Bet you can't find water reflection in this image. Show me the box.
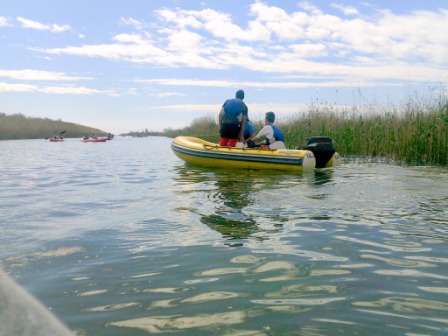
[173,164,337,244]
[201,171,258,242]
[313,169,335,187]
[173,165,262,242]
[200,214,257,241]
[305,169,335,201]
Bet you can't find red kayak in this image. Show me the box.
[81,138,108,143]
[49,138,64,142]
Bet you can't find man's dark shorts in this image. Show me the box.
[220,122,240,139]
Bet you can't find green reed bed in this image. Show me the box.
[166,102,448,166]
[286,103,448,166]
[164,115,220,142]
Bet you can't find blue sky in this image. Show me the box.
[1,0,447,134]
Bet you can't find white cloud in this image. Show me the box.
[150,92,186,97]
[120,17,145,30]
[51,24,71,33]
[39,86,118,95]
[0,83,118,95]
[38,32,225,69]
[331,3,360,16]
[152,102,311,120]
[156,7,271,42]
[166,29,202,51]
[0,16,12,27]
[17,17,47,30]
[156,103,216,111]
[38,34,172,64]
[297,1,322,15]
[156,8,204,29]
[289,43,327,58]
[0,82,37,92]
[34,3,448,86]
[250,2,307,40]
[17,17,71,33]
[140,78,382,89]
[0,69,91,81]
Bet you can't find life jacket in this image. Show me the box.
[265,125,285,145]
[244,121,255,139]
[272,125,285,142]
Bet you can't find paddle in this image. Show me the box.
[45,130,66,140]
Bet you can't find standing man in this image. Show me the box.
[219,89,248,147]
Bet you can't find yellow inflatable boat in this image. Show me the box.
[171,136,341,173]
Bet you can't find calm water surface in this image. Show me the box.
[1,136,448,335]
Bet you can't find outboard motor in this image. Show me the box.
[306,136,336,168]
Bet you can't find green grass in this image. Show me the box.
[165,100,448,166]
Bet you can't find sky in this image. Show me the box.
[1,0,448,134]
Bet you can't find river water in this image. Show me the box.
[1,136,448,336]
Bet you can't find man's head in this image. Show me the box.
[235,89,245,100]
[265,111,275,123]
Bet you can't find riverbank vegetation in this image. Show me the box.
[121,129,166,137]
[0,113,107,140]
[165,100,448,166]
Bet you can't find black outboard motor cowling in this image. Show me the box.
[306,136,336,168]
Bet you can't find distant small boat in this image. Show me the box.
[81,138,108,143]
[47,130,66,141]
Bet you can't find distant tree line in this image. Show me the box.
[121,128,165,137]
[0,112,108,140]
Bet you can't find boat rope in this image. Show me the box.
[203,144,274,151]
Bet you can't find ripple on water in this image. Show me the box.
[108,310,249,333]
[353,296,448,313]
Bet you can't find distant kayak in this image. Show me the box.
[47,130,66,142]
[81,138,108,143]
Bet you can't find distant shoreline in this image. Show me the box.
[0,112,108,140]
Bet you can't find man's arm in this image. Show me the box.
[249,126,270,144]
[238,114,247,142]
[218,107,225,125]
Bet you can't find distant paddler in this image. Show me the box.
[46,130,66,141]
